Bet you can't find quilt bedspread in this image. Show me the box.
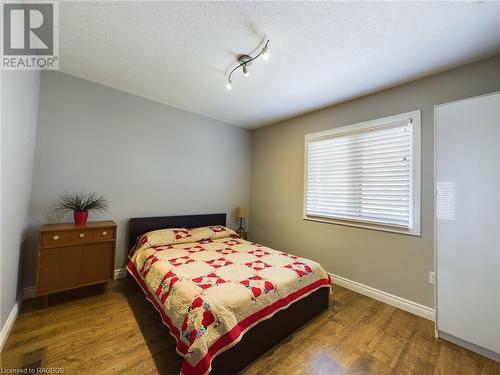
[127,226,331,375]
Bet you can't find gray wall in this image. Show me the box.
[250,56,500,308]
[1,71,40,328]
[26,71,251,287]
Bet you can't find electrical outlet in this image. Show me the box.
[429,271,435,285]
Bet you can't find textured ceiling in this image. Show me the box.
[59,2,500,128]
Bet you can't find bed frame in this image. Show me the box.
[128,213,330,374]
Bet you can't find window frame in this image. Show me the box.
[303,110,421,236]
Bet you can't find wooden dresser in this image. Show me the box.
[37,220,117,306]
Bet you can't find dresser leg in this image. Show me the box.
[102,282,108,294]
[43,295,49,308]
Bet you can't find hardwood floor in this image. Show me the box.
[1,279,498,374]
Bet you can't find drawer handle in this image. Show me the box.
[79,233,85,238]
[53,235,59,240]
[102,231,107,236]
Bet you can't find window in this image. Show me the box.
[304,110,421,235]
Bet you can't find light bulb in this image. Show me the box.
[225,81,232,90]
[262,49,269,60]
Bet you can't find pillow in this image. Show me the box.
[191,225,238,242]
[131,225,238,255]
[133,227,193,252]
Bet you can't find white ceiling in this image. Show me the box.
[59,1,500,129]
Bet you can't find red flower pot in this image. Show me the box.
[74,210,89,226]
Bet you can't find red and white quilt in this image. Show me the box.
[127,225,331,375]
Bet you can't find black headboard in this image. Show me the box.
[128,213,226,251]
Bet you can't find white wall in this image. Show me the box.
[0,71,40,328]
[25,71,251,287]
[250,55,500,308]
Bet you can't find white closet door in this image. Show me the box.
[436,92,500,355]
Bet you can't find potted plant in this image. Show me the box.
[55,192,108,226]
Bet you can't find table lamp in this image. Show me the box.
[235,207,247,240]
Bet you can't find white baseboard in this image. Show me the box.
[329,273,435,321]
[0,299,20,352]
[114,268,127,279]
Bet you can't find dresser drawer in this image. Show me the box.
[69,229,94,244]
[42,231,69,247]
[94,227,115,241]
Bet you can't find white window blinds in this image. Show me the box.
[305,111,420,234]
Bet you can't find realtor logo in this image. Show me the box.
[1,1,58,70]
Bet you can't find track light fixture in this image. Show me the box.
[242,64,250,77]
[226,40,270,90]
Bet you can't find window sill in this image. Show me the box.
[303,215,421,237]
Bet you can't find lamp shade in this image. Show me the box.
[236,207,246,218]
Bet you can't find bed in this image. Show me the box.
[127,213,331,375]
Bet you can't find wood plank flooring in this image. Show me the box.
[1,279,498,374]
